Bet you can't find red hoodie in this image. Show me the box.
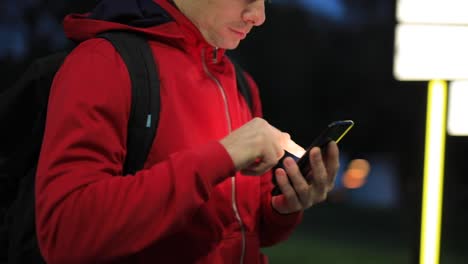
[35,0,302,263]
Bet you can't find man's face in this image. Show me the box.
[175,0,266,49]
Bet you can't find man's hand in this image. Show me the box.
[220,118,292,176]
[271,141,340,214]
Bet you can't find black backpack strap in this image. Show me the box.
[98,32,253,175]
[98,32,160,175]
[231,61,254,114]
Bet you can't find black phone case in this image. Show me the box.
[270,120,353,196]
[271,142,330,196]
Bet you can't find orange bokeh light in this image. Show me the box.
[342,159,371,189]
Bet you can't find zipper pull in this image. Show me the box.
[212,47,218,63]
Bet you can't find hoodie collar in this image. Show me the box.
[64,0,225,62]
[154,0,226,62]
[90,0,173,27]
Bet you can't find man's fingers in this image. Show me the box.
[241,145,284,175]
[308,147,328,192]
[282,157,310,206]
[273,143,340,212]
[275,168,302,211]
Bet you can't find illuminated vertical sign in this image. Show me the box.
[447,81,468,136]
[395,1,468,264]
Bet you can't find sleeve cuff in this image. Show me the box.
[263,193,303,227]
[194,140,237,187]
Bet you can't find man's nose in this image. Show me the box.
[242,0,266,26]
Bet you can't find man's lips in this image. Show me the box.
[230,28,248,39]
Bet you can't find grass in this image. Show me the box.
[260,204,467,264]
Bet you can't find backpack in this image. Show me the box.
[0,31,253,264]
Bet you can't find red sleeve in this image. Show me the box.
[243,73,303,247]
[35,39,235,264]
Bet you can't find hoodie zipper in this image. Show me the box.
[202,48,246,264]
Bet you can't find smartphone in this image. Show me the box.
[271,120,354,196]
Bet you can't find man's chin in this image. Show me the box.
[223,40,241,50]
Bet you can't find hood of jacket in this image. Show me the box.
[63,0,224,57]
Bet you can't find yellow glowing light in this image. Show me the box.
[420,80,447,264]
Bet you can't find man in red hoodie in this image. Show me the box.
[35,0,340,263]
